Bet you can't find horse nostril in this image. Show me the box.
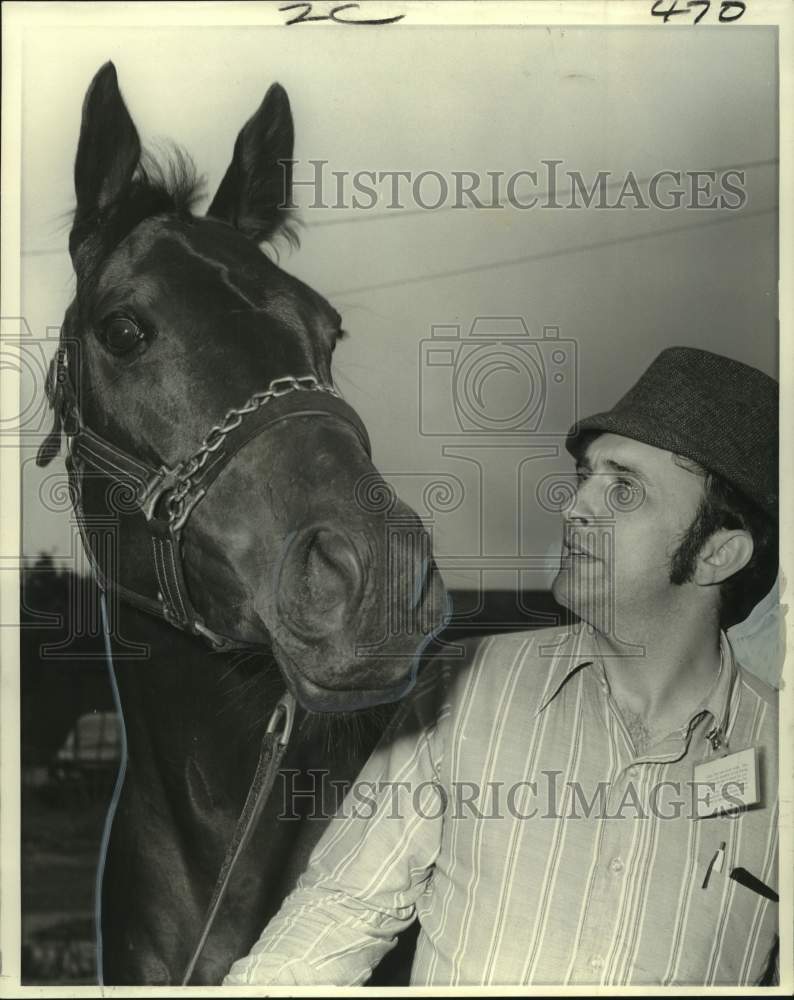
[306,527,364,611]
[276,524,365,640]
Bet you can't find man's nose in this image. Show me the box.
[565,506,588,527]
[566,478,600,524]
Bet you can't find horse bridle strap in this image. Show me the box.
[47,350,371,650]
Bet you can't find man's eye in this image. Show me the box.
[101,315,146,355]
[616,476,641,494]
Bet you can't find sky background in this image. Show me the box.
[17,24,778,592]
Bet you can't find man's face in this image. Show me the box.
[551,433,706,635]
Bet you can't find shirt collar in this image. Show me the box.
[690,631,738,743]
[534,626,738,737]
[533,625,599,717]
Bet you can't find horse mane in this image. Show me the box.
[114,143,301,249]
[134,145,303,253]
[132,143,206,217]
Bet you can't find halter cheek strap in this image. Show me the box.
[39,349,371,650]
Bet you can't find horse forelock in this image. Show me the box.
[136,145,205,214]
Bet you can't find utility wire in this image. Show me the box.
[328,205,777,298]
[20,205,777,299]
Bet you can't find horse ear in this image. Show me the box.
[73,62,141,224]
[206,83,295,242]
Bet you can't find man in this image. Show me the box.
[224,347,779,987]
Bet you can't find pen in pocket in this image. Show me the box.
[701,841,726,889]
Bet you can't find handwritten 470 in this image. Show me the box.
[651,0,746,22]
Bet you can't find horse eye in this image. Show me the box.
[102,316,145,355]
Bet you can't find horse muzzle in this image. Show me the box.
[270,514,449,710]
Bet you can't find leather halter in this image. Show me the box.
[43,345,372,651]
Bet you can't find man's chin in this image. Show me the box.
[552,573,597,627]
[553,579,610,636]
[551,571,572,611]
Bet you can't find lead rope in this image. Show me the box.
[181,690,296,985]
[96,589,128,986]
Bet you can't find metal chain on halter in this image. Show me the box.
[165,375,339,529]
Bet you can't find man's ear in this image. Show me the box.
[694,529,754,586]
[206,83,295,243]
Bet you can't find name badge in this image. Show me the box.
[693,746,759,818]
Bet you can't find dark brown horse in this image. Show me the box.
[37,62,447,985]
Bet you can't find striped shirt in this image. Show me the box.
[224,626,779,987]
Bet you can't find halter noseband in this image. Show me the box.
[44,347,371,651]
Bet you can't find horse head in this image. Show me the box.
[38,62,448,712]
